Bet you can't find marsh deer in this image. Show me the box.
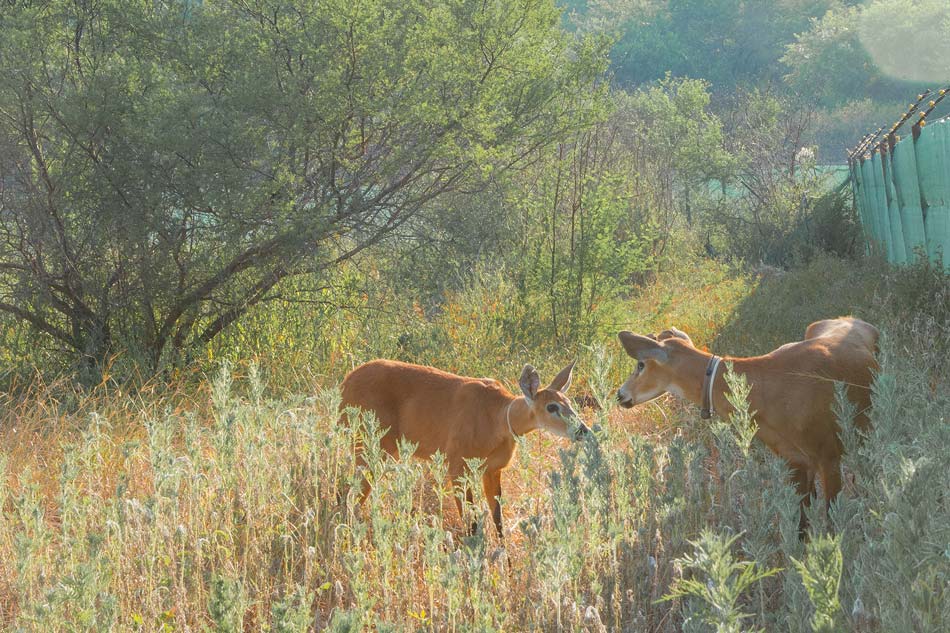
[615,318,878,529]
[340,359,590,537]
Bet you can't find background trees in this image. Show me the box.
[2,0,949,380]
[569,0,950,161]
[0,0,604,377]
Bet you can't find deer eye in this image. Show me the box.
[637,361,645,371]
[546,403,560,414]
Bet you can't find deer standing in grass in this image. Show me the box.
[340,359,590,537]
[615,317,878,530]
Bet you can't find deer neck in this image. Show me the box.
[502,396,536,437]
[668,349,743,419]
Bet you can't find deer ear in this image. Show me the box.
[618,331,669,363]
[658,327,694,346]
[519,364,541,402]
[547,360,575,393]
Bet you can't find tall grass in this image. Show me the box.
[1,255,948,631]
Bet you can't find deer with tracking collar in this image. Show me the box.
[340,359,590,537]
[616,317,878,527]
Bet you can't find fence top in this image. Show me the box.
[848,86,950,164]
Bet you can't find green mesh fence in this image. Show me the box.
[850,162,869,255]
[882,150,908,264]
[917,119,950,268]
[890,131,928,259]
[851,117,950,271]
[865,156,884,250]
[872,153,890,257]
[855,157,873,250]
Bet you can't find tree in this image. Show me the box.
[0,0,605,376]
[571,0,835,90]
[782,0,950,107]
[618,76,735,232]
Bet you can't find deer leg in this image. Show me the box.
[451,484,477,536]
[342,444,372,509]
[356,456,372,506]
[447,463,478,535]
[818,458,842,507]
[465,487,478,535]
[790,465,816,537]
[349,421,396,507]
[482,469,503,540]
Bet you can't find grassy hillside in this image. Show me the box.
[1,255,947,631]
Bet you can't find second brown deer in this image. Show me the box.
[340,359,590,537]
[615,317,878,531]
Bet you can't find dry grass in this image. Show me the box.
[1,256,948,631]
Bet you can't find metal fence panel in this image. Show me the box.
[859,157,882,251]
[890,134,928,259]
[851,162,870,255]
[916,119,950,270]
[882,149,908,264]
[870,152,893,260]
[850,115,950,271]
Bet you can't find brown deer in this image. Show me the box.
[340,359,590,537]
[616,317,878,529]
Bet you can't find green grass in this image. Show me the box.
[1,254,948,631]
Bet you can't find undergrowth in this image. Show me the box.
[0,255,948,631]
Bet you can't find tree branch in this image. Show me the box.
[0,302,76,348]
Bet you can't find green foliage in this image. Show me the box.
[780,0,950,162]
[628,77,735,186]
[515,146,657,344]
[783,0,950,106]
[619,76,737,235]
[565,0,950,162]
[858,0,950,85]
[782,3,883,108]
[208,575,245,633]
[1,0,891,385]
[720,366,758,457]
[0,0,605,377]
[705,88,852,266]
[792,535,844,633]
[805,187,862,259]
[662,531,782,633]
[573,0,836,90]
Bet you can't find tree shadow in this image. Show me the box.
[711,255,885,356]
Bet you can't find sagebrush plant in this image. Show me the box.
[792,534,844,633]
[661,530,781,633]
[0,256,947,631]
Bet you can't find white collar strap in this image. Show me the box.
[700,355,722,420]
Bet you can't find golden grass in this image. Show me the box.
[2,255,947,631]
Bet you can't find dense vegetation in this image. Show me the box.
[0,0,948,631]
[568,0,950,159]
[2,256,948,631]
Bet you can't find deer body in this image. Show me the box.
[617,318,878,523]
[341,359,588,537]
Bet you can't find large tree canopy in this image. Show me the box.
[783,0,950,107]
[0,0,605,374]
[568,0,836,90]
